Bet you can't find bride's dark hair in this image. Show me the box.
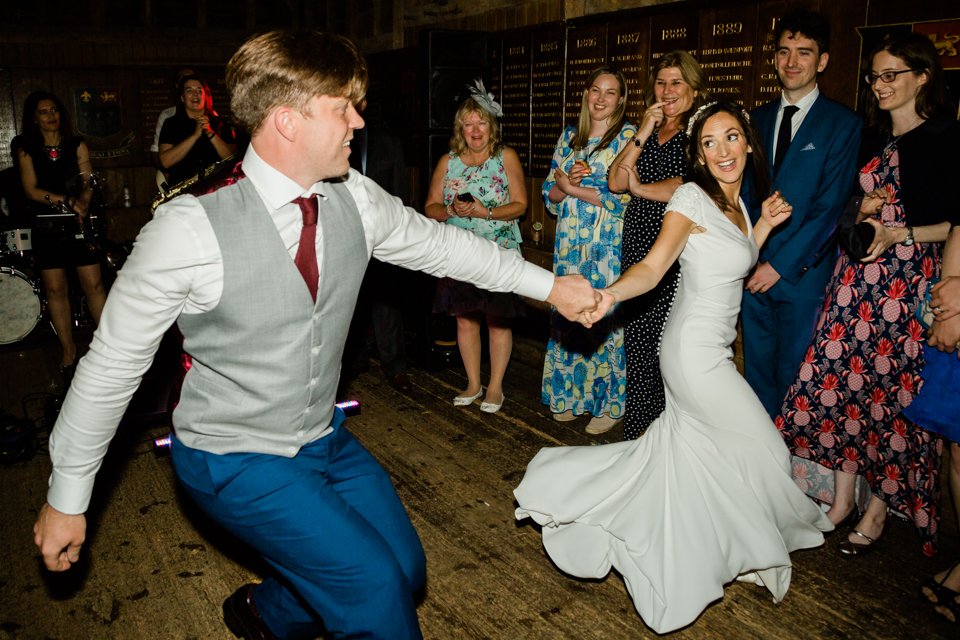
[685,101,768,213]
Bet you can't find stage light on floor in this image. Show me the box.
[336,399,361,416]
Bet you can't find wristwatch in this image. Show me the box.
[486,207,494,221]
[633,136,643,147]
[903,226,915,246]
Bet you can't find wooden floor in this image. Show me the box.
[1,321,957,639]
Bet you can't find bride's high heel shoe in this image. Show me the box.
[453,387,483,407]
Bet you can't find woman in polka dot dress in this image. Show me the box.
[607,51,709,439]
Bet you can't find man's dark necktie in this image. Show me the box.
[292,195,319,302]
[773,105,800,175]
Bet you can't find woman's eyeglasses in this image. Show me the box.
[864,69,915,85]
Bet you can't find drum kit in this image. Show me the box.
[0,173,117,346]
[0,227,40,344]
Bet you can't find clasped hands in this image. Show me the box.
[856,188,899,263]
[449,197,480,218]
[192,114,213,138]
[548,275,618,328]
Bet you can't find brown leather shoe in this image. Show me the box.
[223,583,277,640]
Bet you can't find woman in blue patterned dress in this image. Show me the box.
[425,92,527,414]
[541,67,636,434]
[607,50,708,440]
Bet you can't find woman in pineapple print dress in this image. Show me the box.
[776,33,958,556]
[541,67,636,435]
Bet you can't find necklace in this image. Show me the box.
[44,134,63,161]
[884,118,923,160]
[890,116,924,143]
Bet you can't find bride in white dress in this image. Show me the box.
[514,102,833,633]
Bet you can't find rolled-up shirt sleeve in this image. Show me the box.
[47,196,218,514]
[343,171,555,301]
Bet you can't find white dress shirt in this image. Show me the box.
[772,86,820,151]
[47,144,554,514]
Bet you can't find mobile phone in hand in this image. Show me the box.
[456,193,475,203]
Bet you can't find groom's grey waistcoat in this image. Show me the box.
[174,176,368,456]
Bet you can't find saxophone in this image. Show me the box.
[151,153,240,213]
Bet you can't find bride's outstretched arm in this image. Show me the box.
[588,210,697,321]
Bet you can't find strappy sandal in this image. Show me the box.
[922,559,960,607]
[934,594,960,623]
[838,524,885,556]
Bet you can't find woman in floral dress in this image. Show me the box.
[776,33,957,556]
[425,91,527,414]
[541,67,635,435]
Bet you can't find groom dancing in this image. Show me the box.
[32,30,598,639]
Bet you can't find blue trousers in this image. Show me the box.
[741,285,824,419]
[170,412,426,639]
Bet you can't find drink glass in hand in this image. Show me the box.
[572,148,591,175]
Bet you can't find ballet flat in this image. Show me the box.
[479,394,504,414]
[585,415,622,435]
[453,388,483,407]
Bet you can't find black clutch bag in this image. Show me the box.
[836,195,875,261]
[837,221,876,261]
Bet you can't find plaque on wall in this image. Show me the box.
[141,71,173,153]
[499,30,532,172]
[565,24,608,124]
[698,4,758,106]
[530,25,566,178]
[650,11,699,61]
[608,19,651,126]
[54,69,141,166]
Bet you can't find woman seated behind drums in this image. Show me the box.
[13,90,106,377]
[158,73,237,188]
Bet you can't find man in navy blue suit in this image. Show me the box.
[743,10,862,418]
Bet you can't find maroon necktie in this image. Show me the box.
[292,195,319,302]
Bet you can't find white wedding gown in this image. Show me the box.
[515,183,832,634]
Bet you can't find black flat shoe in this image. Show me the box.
[838,524,885,556]
[223,583,277,640]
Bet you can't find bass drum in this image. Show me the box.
[0,263,42,344]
